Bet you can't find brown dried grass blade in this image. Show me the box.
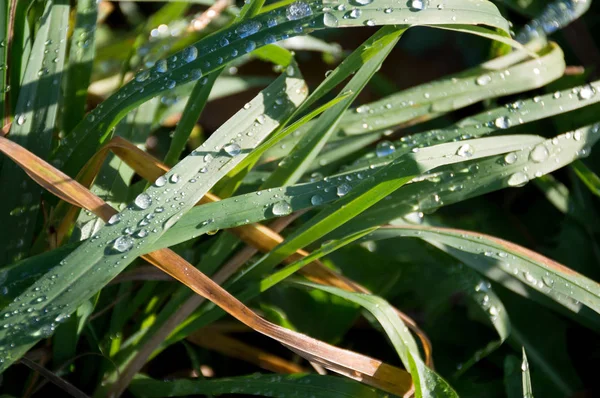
[187,330,308,374]
[0,135,413,397]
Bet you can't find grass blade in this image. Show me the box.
[522,347,534,398]
[291,279,457,397]
[0,0,70,265]
[128,373,390,398]
[62,0,98,134]
[368,225,600,316]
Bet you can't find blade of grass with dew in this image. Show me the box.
[571,159,600,198]
[155,134,545,250]
[522,347,534,398]
[262,26,405,188]
[8,0,35,111]
[367,224,600,317]
[515,0,591,44]
[72,98,163,243]
[337,123,600,237]
[0,0,70,265]
[0,0,8,124]
[345,81,600,174]
[62,0,98,134]
[261,41,564,167]
[337,42,564,137]
[128,373,390,398]
[447,268,510,378]
[54,0,512,180]
[217,26,405,196]
[0,69,307,373]
[52,2,324,178]
[163,71,220,167]
[291,279,457,398]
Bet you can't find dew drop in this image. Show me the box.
[183,46,198,63]
[494,116,511,129]
[134,193,152,209]
[170,174,180,183]
[336,183,351,197]
[542,275,554,287]
[347,9,362,19]
[154,176,167,187]
[223,143,241,156]
[113,235,134,253]
[529,144,549,163]
[310,195,323,206]
[135,70,150,82]
[409,0,426,11]
[456,144,474,158]
[476,74,492,86]
[156,60,168,73]
[376,141,395,157]
[507,172,528,187]
[286,2,313,21]
[107,214,122,225]
[504,152,517,165]
[578,84,595,100]
[235,21,260,39]
[272,200,292,216]
[364,19,375,26]
[16,114,26,125]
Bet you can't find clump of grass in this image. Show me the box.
[0,0,598,397]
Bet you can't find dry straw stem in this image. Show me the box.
[0,134,413,397]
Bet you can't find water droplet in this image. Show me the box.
[376,141,395,157]
[476,74,492,86]
[337,183,351,197]
[521,359,529,372]
[346,8,362,19]
[530,144,549,163]
[156,60,168,73]
[170,174,180,183]
[223,143,241,156]
[553,91,561,99]
[364,19,375,26]
[310,195,323,206]
[136,70,150,82]
[504,152,518,164]
[488,306,499,316]
[409,0,426,11]
[155,207,164,213]
[183,46,198,63]
[579,84,595,100]
[235,21,260,39]
[384,7,393,13]
[507,172,528,187]
[136,229,148,238]
[456,144,474,158]
[494,116,511,129]
[351,0,373,5]
[134,193,152,209]
[272,200,292,216]
[245,41,256,53]
[286,2,313,21]
[403,211,424,224]
[523,271,536,285]
[256,115,266,125]
[113,235,134,253]
[16,114,26,125]
[154,176,167,187]
[107,214,121,225]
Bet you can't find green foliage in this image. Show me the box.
[0,0,599,397]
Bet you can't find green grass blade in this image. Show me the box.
[337,124,600,236]
[325,0,509,33]
[128,373,389,398]
[367,225,600,315]
[0,70,307,373]
[0,0,8,123]
[522,347,534,398]
[571,159,600,198]
[262,26,405,188]
[0,0,70,265]
[163,71,220,167]
[62,0,98,134]
[291,279,458,397]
